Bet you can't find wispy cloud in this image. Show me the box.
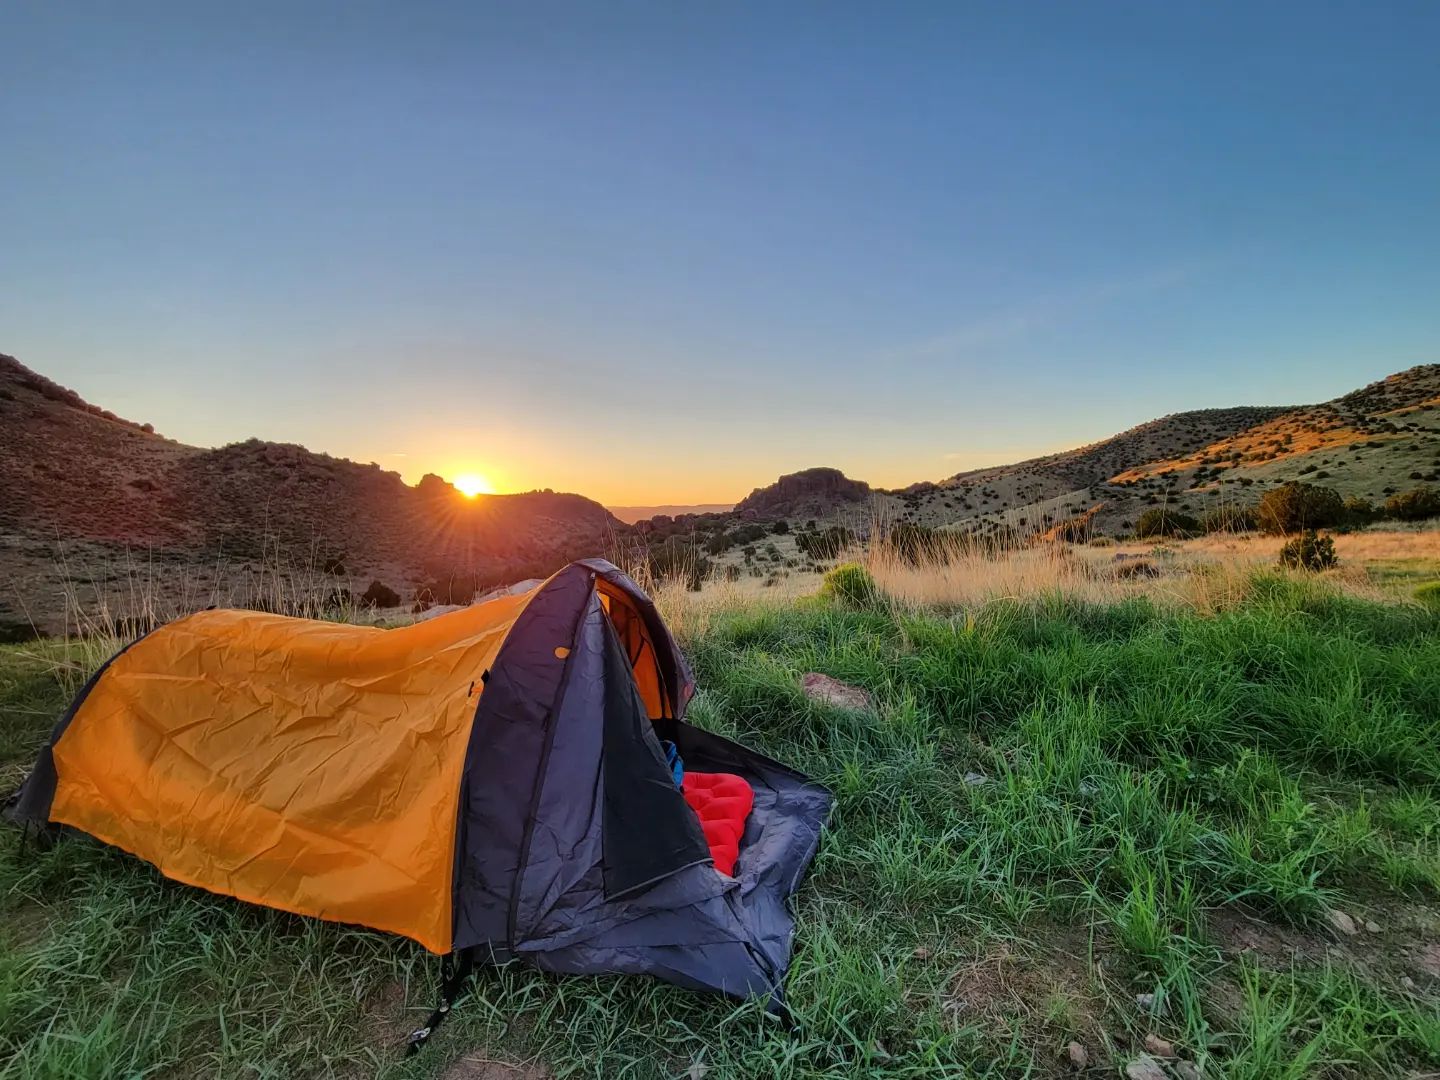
[880,256,1224,364]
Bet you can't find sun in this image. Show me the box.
[452,472,494,498]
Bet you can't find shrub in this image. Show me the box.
[649,538,710,591]
[1047,513,1096,543]
[1385,486,1440,522]
[1134,508,1200,539]
[1278,530,1338,572]
[887,522,944,564]
[737,523,769,544]
[1114,558,1160,579]
[771,519,790,535]
[820,562,877,608]
[415,575,474,608]
[1343,495,1379,526]
[795,526,855,560]
[1257,482,1344,535]
[704,532,733,556]
[1200,505,1257,534]
[360,580,401,608]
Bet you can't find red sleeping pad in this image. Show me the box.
[682,772,754,876]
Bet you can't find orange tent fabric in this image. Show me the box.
[47,588,538,953]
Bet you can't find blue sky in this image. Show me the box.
[3,2,1438,503]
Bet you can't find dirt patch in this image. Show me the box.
[355,978,415,1058]
[800,672,872,711]
[942,933,1107,1055]
[441,1054,552,1080]
[0,901,68,952]
[1209,900,1440,999]
[1206,907,1334,967]
[1407,941,1440,981]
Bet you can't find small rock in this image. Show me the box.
[1325,909,1359,937]
[687,1063,709,1080]
[911,946,932,961]
[1364,919,1381,934]
[1066,1041,1088,1069]
[1126,1054,1169,1080]
[1135,992,1157,1012]
[1172,1062,1202,1080]
[1402,976,1416,990]
[963,771,991,787]
[799,672,872,711]
[1143,1034,1176,1057]
[1412,942,1440,978]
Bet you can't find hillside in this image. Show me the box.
[890,366,1440,538]
[608,503,734,524]
[6,352,1439,634]
[624,365,1440,568]
[734,467,874,520]
[0,353,621,634]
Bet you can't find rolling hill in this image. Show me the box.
[5,350,1438,636]
[0,353,621,636]
[712,365,1440,541]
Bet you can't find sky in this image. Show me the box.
[3,2,1439,506]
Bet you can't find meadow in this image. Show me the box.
[3,538,1440,1078]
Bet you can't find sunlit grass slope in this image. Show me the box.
[3,572,1440,1077]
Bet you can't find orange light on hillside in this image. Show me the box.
[452,473,494,497]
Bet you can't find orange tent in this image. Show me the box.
[13,559,831,1040]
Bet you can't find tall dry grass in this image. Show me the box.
[33,538,366,694]
[650,520,1433,627]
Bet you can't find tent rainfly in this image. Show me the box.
[11,559,831,1047]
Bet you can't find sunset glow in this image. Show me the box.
[451,473,494,498]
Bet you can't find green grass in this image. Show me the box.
[3,575,1440,1077]
[1365,557,1440,592]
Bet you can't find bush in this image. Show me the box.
[704,532,733,556]
[360,580,401,608]
[1415,582,1440,612]
[1047,513,1096,543]
[771,519,790,535]
[1385,486,1440,522]
[1200,505,1257,534]
[1343,495,1379,526]
[649,538,710,591]
[820,562,878,608]
[887,522,944,564]
[795,526,855,560]
[1114,558,1160,579]
[1134,508,1200,539]
[1278,530,1338,572]
[1257,482,1344,535]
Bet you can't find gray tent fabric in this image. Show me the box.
[462,560,832,1009]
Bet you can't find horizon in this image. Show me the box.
[4,3,1439,504]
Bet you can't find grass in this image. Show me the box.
[4,565,1440,1077]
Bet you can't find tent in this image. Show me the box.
[12,559,831,1041]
